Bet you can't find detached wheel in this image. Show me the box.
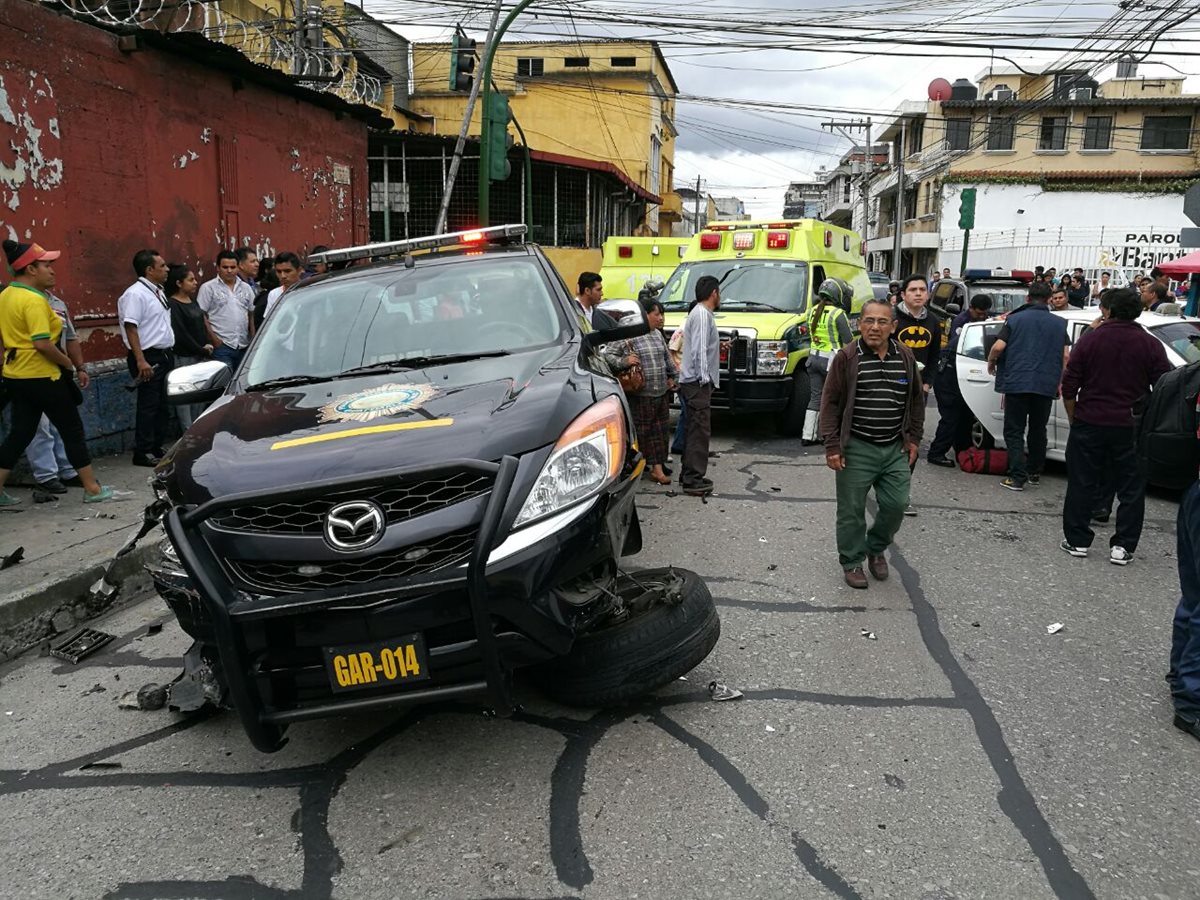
[540,567,719,707]
[778,364,810,436]
[970,415,996,450]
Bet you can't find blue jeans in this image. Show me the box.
[211,344,244,370]
[1171,482,1200,718]
[25,414,77,483]
[671,401,686,455]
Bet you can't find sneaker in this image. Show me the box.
[83,486,115,503]
[1027,474,1041,486]
[1001,478,1024,491]
[1110,546,1133,566]
[35,477,67,494]
[0,492,21,508]
[903,503,918,516]
[1059,539,1088,558]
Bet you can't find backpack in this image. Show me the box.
[1136,360,1200,490]
[957,447,1009,475]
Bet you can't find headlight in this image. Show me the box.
[514,396,626,527]
[756,340,788,375]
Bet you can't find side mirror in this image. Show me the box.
[945,302,962,316]
[585,299,650,347]
[167,360,231,405]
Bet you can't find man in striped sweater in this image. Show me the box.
[819,300,926,589]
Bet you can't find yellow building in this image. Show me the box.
[866,61,1200,277]
[409,39,682,236]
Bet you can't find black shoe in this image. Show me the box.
[35,478,67,494]
[662,465,673,477]
[927,456,954,468]
[1174,713,1200,741]
[61,474,83,487]
[132,455,161,468]
[682,484,713,496]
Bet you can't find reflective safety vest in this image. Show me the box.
[810,305,849,355]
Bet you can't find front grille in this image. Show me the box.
[719,334,751,373]
[227,527,477,594]
[211,471,493,535]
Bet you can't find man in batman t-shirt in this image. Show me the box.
[893,275,943,395]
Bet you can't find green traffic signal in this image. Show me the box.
[449,32,476,92]
[486,92,512,181]
[958,187,977,231]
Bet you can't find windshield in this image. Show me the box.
[660,261,809,313]
[1150,320,1200,363]
[969,284,1028,314]
[243,257,563,385]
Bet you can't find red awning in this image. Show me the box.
[526,149,662,205]
[1156,251,1200,276]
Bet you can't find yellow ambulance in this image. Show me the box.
[660,219,871,435]
[598,237,690,301]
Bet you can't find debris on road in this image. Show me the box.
[972,622,981,628]
[758,537,768,543]
[81,683,106,696]
[765,724,776,733]
[708,681,744,701]
[79,761,122,771]
[860,628,878,641]
[167,642,228,713]
[76,511,118,521]
[145,623,163,636]
[767,564,777,571]
[1047,622,1065,635]
[50,628,114,663]
[117,682,168,711]
[1,546,24,569]
[770,486,781,492]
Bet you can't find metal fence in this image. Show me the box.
[368,137,640,246]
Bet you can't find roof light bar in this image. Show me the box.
[309,224,527,266]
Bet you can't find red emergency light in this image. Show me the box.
[618,245,633,258]
[1011,269,1035,283]
[706,224,738,232]
[766,222,797,229]
[766,230,790,249]
[462,231,486,243]
[699,233,722,250]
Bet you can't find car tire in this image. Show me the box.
[970,415,996,450]
[778,363,810,436]
[540,567,719,707]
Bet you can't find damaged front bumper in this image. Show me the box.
[148,456,640,752]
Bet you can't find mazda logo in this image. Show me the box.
[324,501,385,552]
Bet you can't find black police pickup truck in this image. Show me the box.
[145,225,718,752]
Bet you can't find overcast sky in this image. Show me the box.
[372,0,1200,218]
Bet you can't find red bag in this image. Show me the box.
[956,447,1009,475]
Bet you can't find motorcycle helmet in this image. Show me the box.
[817,277,853,312]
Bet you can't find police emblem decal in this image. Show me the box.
[320,383,438,423]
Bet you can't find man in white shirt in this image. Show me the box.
[197,250,256,368]
[264,252,303,319]
[117,249,174,466]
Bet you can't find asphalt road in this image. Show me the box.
[1,416,1194,900]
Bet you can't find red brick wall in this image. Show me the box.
[0,0,369,359]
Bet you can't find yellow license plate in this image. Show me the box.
[323,635,430,693]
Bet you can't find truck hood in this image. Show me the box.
[164,344,598,504]
[663,310,804,339]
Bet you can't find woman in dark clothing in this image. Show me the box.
[252,263,280,331]
[166,264,210,429]
[623,298,677,485]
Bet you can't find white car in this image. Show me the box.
[956,308,1200,465]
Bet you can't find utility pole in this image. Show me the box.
[821,117,874,262]
[892,116,906,281]
[693,174,702,234]
[435,2,502,235]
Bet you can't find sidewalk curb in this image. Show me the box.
[0,543,158,663]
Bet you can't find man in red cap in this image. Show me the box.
[0,240,113,504]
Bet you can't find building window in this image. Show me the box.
[945,118,972,151]
[903,188,918,221]
[1082,115,1113,150]
[1038,116,1068,150]
[564,57,590,68]
[1141,115,1192,150]
[610,56,636,67]
[908,122,924,155]
[842,178,851,204]
[986,116,1015,151]
[517,58,544,78]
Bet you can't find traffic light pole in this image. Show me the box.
[960,229,970,277]
[479,0,538,227]
[435,3,502,235]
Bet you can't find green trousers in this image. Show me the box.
[835,437,912,570]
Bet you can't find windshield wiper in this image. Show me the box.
[337,350,510,377]
[245,374,334,392]
[722,300,790,313]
